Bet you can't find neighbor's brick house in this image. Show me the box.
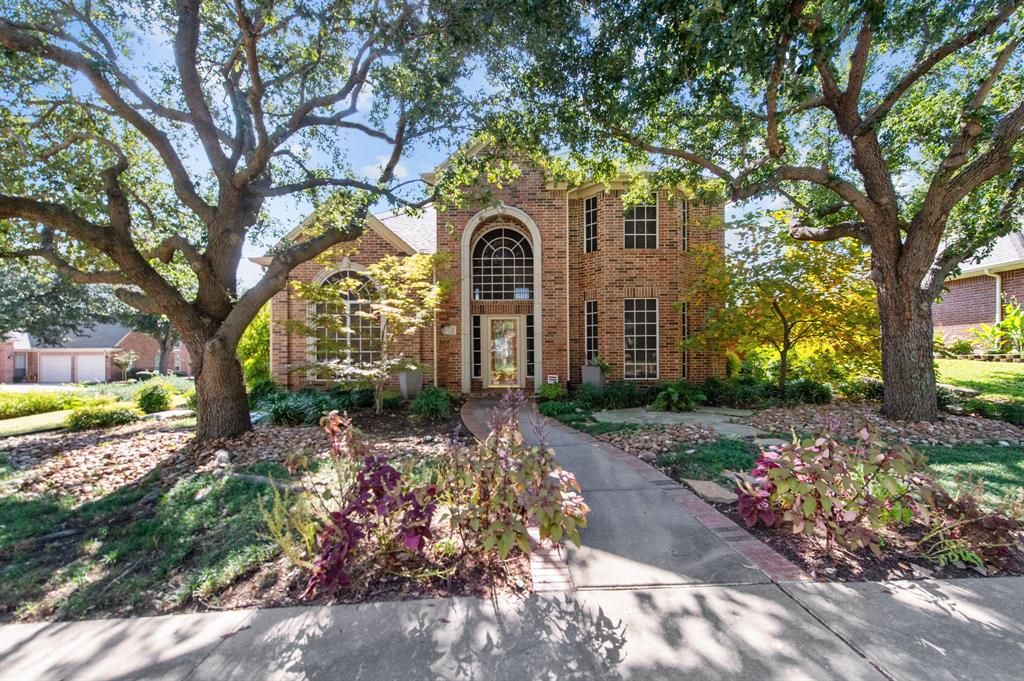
[933,232,1024,341]
[0,323,192,384]
[258,155,726,393]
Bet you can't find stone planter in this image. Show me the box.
[581,365,605,390]
[399,369,423,399]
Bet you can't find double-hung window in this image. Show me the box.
[680,199,690,252]
[624,197,658,249]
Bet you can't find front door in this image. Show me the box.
[485,316,523,388]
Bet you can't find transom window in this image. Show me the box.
[584,196,598,253]
[585,300,598,363]
[315,271,380,365]
[624,197,658,249]
[624,298,658,379]
[472,227,534,301]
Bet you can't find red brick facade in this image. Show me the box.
[933,267,1023,340]
[271,160,726,393]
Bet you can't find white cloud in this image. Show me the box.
[360,154,408,180]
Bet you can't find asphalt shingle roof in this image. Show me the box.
[29,322,130,349]
[376,207,437,254]
[961,231,1024,273]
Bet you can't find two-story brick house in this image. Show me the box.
[260,157,726,393]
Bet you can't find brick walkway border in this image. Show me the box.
[459,399,808,589]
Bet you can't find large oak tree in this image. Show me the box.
[0,0,512,441]
[494,0,1023,421]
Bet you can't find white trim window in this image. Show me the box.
[472,228,534,301]
[624,197,658,249]
[680,199,690,252]
[315,271,380,364]
[585,300,598,363]
[624,298,658,379]
[584,196,598,253]
[681,302,690,379]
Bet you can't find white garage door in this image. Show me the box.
[39,354,73,384]
[76,355,106,383]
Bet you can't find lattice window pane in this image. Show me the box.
[584,196,598,253]
[315,271,381,365]
[624,298,658,379]
[472,315,482,379]
[472,228,534,300]
[680,199,690,252]
[681,302,690,379]
[585,300,598,363]
[526,314,535,378]
[624,197,658,249]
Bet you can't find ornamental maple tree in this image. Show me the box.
[687,218,880,391]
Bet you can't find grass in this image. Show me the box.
[0,463,282,620]
[919,443,1024,507]
[936,359,1024,403]
[655,440,758,485]
[0,410,73,437]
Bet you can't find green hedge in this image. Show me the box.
[66,404,141,431]
[0,391,87,420]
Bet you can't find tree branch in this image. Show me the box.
[787,219,868,243]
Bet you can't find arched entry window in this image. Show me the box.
[471,227,534,301]
[315,271,380,364]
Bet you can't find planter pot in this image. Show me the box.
[399,370,424,399]
[581,366,605,390]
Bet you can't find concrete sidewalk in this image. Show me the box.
[4,400,1022,680]
[3,578,1022,680]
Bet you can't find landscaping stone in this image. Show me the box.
[749,402,1024,446]
[596,424,716,462]
[141,409,193,421]
[683,479,737,504]
[754,437,789,448]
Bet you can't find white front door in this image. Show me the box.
[483,316,524,389]
[76,355,106,383]
[39,354,72,383]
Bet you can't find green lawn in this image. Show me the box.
[936,359,1024,403]
[0,410,73,437]
[656,440,758,485]
[919,443,1024,508]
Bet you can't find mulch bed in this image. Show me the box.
[0,406,528,622]
[709,500,1024,582]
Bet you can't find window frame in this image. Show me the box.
[680,199,690,252]
[584,196,598,253]
[585,300,598,364]
[623,298,659,380]
[471,227,534,301]
[681,302,690,379]
[623,196,659,250]
[314,270,381,367]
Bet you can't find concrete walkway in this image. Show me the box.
[591,406,768,439]
[3,400,1023,680]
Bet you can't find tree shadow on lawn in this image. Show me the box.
[938,364,1024,402]
[0,460,284,623]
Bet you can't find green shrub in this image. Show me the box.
[600,381,658,409]
[948,339,974,355]
[961,399,1024,426]
[725,351,741,379]
[0,391,86,419]
[783,378,832,405]
[66,404,141,431]
[538,382,566,401]
[650,381,706,412]
[382,388,404,411]
[267,390,332,426]
[838,376,885,401]
[701,376,775,408]
[537,400,584,417]
[573,382,603,407]
[247,377,285,409]
[183,388,198,411]
[136,381,172,414]
[409,386,453,422]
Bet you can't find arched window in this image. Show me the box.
[471,227,533,301]
[315,271,380,364]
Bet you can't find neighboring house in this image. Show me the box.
[0,323,192,384]
[257,154,726,394]
[933,231,1024,341]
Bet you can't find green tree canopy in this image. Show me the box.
[492,0,1023,421]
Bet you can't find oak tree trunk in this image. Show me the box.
[192,336,252,442]
[876,283,938,422]
[158,327,174,375]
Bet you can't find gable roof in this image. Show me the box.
[956,231,1024,277]
[29,323,131,350]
